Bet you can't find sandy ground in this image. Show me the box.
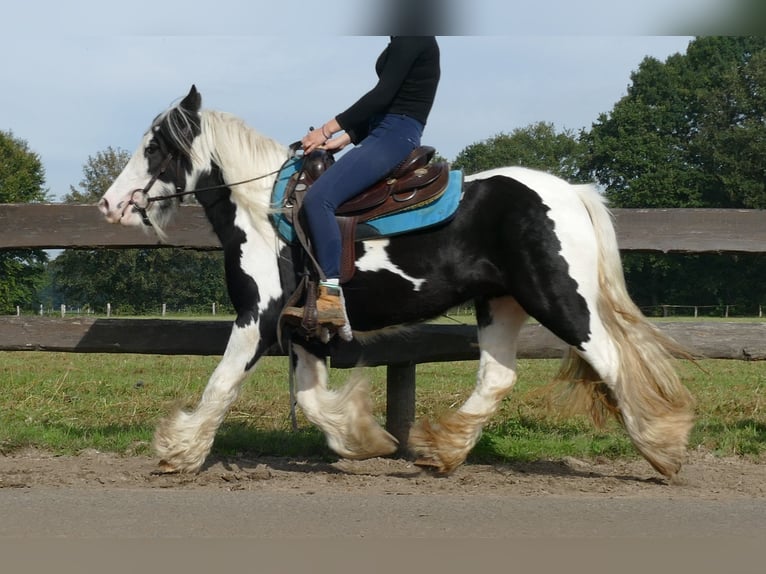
[2,447,765,574]
[1,447,764,498]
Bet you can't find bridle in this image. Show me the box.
[127,153,180,226]
[127,140,302,227]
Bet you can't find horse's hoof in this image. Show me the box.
[414,457,448,474]
[154,459,181,474]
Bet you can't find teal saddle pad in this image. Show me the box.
[270,156,463,243]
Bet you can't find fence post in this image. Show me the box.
[212,302,216,316]
[39,304,43,317]
[60,304,66,318]
[162,303,167,317]
[386,364,416,454]
[107,303,111,318]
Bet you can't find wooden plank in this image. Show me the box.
[611,208,766,253]
[4,204,766,252]
[660,322,766,361]
[2,317,766,361]
[0,204,219,249]
[329,323,564,367]
[0,317,232,355]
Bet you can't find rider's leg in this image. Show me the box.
[299,114,424,335]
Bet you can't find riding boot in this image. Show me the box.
[280,282,352,340]
[315,283,348,327]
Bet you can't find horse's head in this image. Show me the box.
[99,85,204,233]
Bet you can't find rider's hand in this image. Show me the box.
[323,133,351,153]
[301,128,326,154]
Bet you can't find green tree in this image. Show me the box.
[52,147,231,314]
[452,122,589,182]
[64,146,130,203]
[0,130,49,313]
[582,36,766,314]
[583,36,766,208]
[695,45,766,208]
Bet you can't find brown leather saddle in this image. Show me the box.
[284,145,450,283]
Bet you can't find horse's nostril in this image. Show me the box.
[98,198,109,215]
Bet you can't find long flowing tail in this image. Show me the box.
[558,186,695,479]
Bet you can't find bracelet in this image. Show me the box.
[321,125,331,140]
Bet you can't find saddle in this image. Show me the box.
[285,145,450,283]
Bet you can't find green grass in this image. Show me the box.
[1,351,764,464]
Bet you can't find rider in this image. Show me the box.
[292,36,441,340]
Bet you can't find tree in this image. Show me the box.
[52,147,231,314]
[451,122,589,182]
[0,130,49,313]
[583,36,766,208]
[582,36,766,314]
[64,146,131,203]
[694,45,766,208]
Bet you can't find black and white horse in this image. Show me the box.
[99,86,694,479]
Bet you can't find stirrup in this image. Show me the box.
[279,282,353,341]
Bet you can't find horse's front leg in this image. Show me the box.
[292,344,398,459]
[409,296,527,473]
[154,317,263,473]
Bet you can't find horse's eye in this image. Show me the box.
[145,143,159,156]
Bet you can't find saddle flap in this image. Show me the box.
[335,180,392,215]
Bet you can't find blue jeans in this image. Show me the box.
[303,113,424,279]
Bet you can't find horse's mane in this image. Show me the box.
[203,111,290,230]
[158,104,290,239]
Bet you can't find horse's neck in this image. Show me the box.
[200,111,290,244]
[202,110,289,190]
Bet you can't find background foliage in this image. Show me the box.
[2,36,765,316]
[47,147,232,314]
[0,130,49,313]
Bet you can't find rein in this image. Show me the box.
[127,140,302,226]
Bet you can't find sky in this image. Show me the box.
[1,0,745,201]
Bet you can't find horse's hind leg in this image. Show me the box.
[560,308,695,480]
[291,344,398,459]
[409,296,527,474]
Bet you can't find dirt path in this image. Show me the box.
[2,448,765,574]
[1,447,764,497]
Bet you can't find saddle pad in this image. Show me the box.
[270,157,463,243]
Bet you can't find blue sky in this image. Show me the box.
[1,1,721,200]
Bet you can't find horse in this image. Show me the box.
[99,85,694,480]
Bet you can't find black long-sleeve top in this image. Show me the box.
[335,36,440,144]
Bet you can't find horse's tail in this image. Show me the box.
[557,185,695,479]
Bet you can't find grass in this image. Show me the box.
[1,351,764,464]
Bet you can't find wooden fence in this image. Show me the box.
[3,204,766,445]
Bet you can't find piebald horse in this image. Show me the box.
[99,86,694,479]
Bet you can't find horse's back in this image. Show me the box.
[464,166,603,258]
[466,166,602,212]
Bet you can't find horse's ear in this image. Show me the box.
[180,85,201,113]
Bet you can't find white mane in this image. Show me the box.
[194,110,291,238]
